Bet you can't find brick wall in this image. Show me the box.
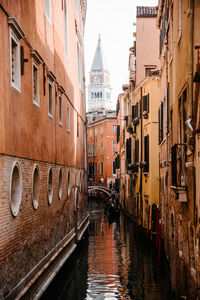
[0,154,88,298]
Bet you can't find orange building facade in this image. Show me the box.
[87,111,118,187]
[0,1,88,298]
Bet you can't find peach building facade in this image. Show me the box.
[0,1,88,298]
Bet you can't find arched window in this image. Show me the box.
[58,168,62,200]
[67,170,71,197]
[47,167,53,204]
[10,162,22,216]
[32,165,40,209]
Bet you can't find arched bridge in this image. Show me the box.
[88,185,112,198]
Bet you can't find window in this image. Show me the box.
[145,68,153,76]
[101,142,103,155]
[32,165,40,209]
[45,0,51,23]
[48,80,53,117]
[113,161,116,175]
[117,125,120,143]
[47,167,53,204]
[88,144,94,157]
[58,168,62,200]
[10,162,22,216]
[143,94,149,116]
[126,138,132,165]
[144,135,149,172]
[77,40,83,89]
[10,30,21,92]
[112,125,117,133]
[94,128,97,136]
[77,114,79,137]
[101,126,103,135]
[64,0,68,57]
[112,140,117,154]
[59,95,63,125]
[100,162,103,176]
[170,5,173,61]
[67,105,70,132]
[67,170,71,197]
[33,62,40,106]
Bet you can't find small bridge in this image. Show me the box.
[88,185,112,198]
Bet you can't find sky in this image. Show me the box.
[84,0,158,110]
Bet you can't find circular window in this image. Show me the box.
[58,168,62,200]
[32,165,40,209]
[67,170,71,197]
[47,167,53,204]
[10,162,22,217]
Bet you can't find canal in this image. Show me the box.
[42,198,172,300]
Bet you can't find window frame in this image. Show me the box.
[32,60,40,107]
[10,29,21,93]
[58,94,63,126]
[67,105,70,132]
[48,80,53,118]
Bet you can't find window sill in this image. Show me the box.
[33,101,40,108]
[177,32,182,45]
[48,113,53,119]
[59,121,63,127]
[11,84,21,94]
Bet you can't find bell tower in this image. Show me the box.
[87,36,112,111]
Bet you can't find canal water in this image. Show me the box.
[42,198,172,300]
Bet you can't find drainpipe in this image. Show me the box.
[140,87,143,227]
[188,0,194,120]
[188,0,196,228]
[165,42,169,245]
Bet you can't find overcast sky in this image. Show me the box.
[84,0,158,110]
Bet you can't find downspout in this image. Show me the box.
[188,0,194,120]
[165,43,169,240]
[188,0,196,227]
[140,87,143,226]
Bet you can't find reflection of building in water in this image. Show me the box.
[87,215,126,298]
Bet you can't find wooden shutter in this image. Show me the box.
[117,125,120,143]
[144,135,149,172]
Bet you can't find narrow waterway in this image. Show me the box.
[42,198,172,300]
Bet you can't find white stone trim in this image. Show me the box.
[32,164,40,210]
[10,161,22,217]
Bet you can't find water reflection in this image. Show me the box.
[42,198,171,300]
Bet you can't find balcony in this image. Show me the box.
[171,144,187,202]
